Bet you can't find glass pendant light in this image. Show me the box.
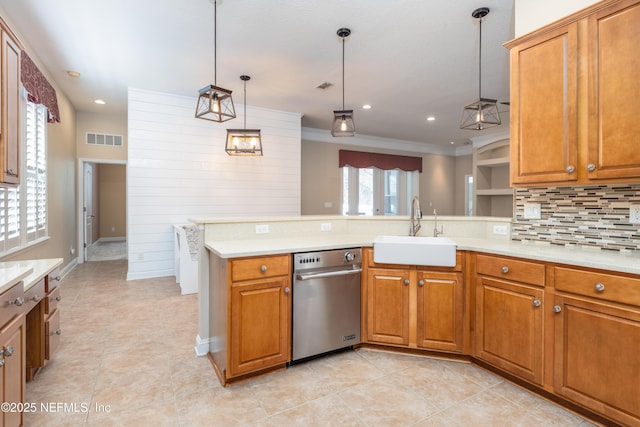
[331,28,355,137]
[195,0,236,122]
[460,7,501,130]
[226,75,263,156]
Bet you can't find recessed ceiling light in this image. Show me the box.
[94,99,106,105]
[427,116,436,121]
[66,70,81,78]
[362,104,372,110]
[450,141,455,145]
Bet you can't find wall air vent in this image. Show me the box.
[86,132,123,147]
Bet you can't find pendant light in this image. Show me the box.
[226,75,263,156]
[195,0,236,122]
[460,7,500,130]
[331,28,355,137]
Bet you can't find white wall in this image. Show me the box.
[515,0,600,37]
[127,88,302,280]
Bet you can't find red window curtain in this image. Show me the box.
[339,149,422,172]
[20,50,60,123]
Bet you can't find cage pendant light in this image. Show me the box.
[195,0,236,122]
[331,28,355,137]
[226,75,263,156]
[460,7,500,130]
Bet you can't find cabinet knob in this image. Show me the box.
[4,169,17,177]
[533,299,541,308]
[0,358,4,367]
[587,163,596,172]
[501,266,509,274]
[260,265,267,273]
[566,165,575,173]
[1,346,14,357]
[55,295,62,302]
[594,282,605,292]
[418,279,424,287]
[403,279,410,286]
[52,276,61,282]
[32,295,40,302]
[9,297,24,306]
[284,287,290,295]
[553,305,562,313]
[51,329,62,336]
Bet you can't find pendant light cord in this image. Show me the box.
[214,0,217,86]
[478,16,482,100]
[341,36,345,110]
[243,80,247,128]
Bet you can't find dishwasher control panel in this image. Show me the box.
[293,248,361,272]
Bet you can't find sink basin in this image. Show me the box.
[373,235,457,267]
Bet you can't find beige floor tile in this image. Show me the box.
[24,260,599,426]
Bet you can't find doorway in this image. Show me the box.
[78,159,127,263]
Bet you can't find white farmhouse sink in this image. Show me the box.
[373,235,457,267]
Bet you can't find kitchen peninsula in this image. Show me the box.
[192,215,640,426]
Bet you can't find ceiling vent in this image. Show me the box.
[86,132,123,147]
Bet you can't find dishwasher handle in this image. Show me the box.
[296,268,362,281]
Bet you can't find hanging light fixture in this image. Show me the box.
[331,28,355,137]
[460,7,501,130]
[195,0,236,122]
[226,75,263,156]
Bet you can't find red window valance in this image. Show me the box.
[20,50,60,123]
[339,149,422,172]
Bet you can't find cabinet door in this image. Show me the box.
[1,30,20,185]
[586,0,640,181]
[229,276,290,377]
[554,295,640,426]
[1,315,25,427]
[509,23,579,186]
[417,271,463,352]
[475,277,544,385]
[366,268,410,346]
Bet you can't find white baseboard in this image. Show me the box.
[60,257,78,279]
[94,237,126,243]
[195,334,211,357]
[126,268,174,281]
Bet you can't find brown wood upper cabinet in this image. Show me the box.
[0,25,21,185]
[507,0,640,186]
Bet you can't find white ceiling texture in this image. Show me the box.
[0,0,515,151]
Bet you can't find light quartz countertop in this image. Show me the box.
[0,258,63,294]
[206,235,640,276]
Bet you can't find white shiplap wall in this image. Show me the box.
[127,88,302,280]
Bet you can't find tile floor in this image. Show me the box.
[24,260,600,426]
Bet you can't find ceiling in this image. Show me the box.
[0,0,515,149]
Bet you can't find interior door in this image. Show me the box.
[84,163,94,261]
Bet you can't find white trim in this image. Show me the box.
[94,237,126,243]
[194,334,212,357]
[77,158,127,265]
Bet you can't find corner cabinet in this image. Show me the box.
[506,0,640,186]
[208,252,291,385]
[0,24,21,185]
[364,249,466,354]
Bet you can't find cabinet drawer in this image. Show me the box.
[476,254,545,287]
[45,308,61,360]
[554,266,640,307]
[0,281,23,328]
[24,279,45,313]
[45,270,62,293]
[231,255,291,282]
[46,287,62,315]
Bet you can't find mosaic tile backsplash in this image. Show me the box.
[512,184,640,252]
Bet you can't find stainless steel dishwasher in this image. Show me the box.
[292,248,362,362]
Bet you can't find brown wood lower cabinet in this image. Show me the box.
[364,249,465,353]
[209,252,292,385]
[475,276,544,386]
[1,314,25,427]
[229,276,291,377]
[554,294,640,426]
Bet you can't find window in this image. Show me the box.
[342,166,418,216]
[0,88,48,254]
